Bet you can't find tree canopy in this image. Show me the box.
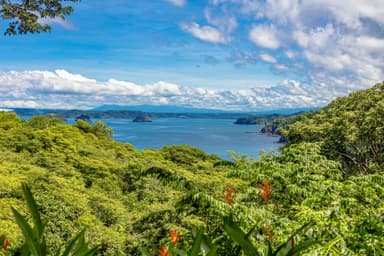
[281,82,384,175]
[0,0,79,35]
[0,83,384,255]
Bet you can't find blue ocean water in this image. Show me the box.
[100,118,281,160]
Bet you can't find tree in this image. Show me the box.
[0,0,79,35]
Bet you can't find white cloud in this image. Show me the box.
[208,0,384,94]
[355,36,384,52]
[204,8,237,33]
[0,70,336,110]
[39,17,77,30]
[259,53,277,63]
[249,25,280,49]
[165,0,185,7]
[274,64,289,72]
[285,50,296,59]
[1,100,39,108]
[181,22,229,43]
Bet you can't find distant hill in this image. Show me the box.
[255,107,318,115]
[92,104,231,113]
[2,106,318,120]
[92,104,317,115]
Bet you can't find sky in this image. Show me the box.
[0,0,383,110]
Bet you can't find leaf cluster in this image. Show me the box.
[0,0,79,35]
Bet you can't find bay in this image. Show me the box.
[100,118,281,160]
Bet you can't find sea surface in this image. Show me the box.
[99,118,281,160]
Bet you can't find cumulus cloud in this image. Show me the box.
[259,53,277,64]
[204,8,237,33]
[181,22,229,43]
[249,25,280,49]
[0,70,339,110]
[181,5,237,44]
[285,50,296,59]
[201,0,384,96]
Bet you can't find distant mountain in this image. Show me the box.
[252,107,318,116]
[92,105,232,113]
[1,106,318,120]
[91,105,318,115]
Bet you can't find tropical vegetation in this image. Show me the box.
[0,82,383,255]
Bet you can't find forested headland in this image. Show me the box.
[0,83,383,255]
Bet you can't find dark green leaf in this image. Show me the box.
[12,207,41,256]
[223,216,260,256]
[190,228,204,256]
[22,183,45,238]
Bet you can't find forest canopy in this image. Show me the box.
[0,82,383,255]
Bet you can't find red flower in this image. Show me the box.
[159,245,170,256]
[260,181,272,202]
[263,225,273,238]
[225,187,236,204]
[169,230,179,246]
[2,239,10,251]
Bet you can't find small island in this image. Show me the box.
[234,116,289,143]
[75,114,91,123]
[234,117,261,125]
[132,116,152,122]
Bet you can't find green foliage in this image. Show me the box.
[223,216,318,256]
[0,82,383,256]
[0,111,24,130]
[4,183,97,255]
[162,145,219,165]
[143,217,318,256]
[1,0,79,35]
[27,115,65,129]
[75,120,114,138]
[282,82,384,174]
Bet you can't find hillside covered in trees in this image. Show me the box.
[0,83,383,255]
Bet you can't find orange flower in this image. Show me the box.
[2,239,10,251]
[225,187,236,204]
[260,181,272,202]
[169,230,179,246]
[159,245,170,256]
[263,225,273,238]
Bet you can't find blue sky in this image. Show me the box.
[0,0,383,110]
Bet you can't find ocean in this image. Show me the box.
[100,118,281,160]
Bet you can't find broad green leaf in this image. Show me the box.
[12,207,41,256]
[139,247,152,256]
[61,230,85,256]
[21,183,44,238]
[274,222,313,255]
[286,240,318,256]
[223,216,260,256]
[267,240,273,256]
[190,228,204,256]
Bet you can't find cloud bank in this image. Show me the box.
[0,69,345,110]
[181,0,384,91]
